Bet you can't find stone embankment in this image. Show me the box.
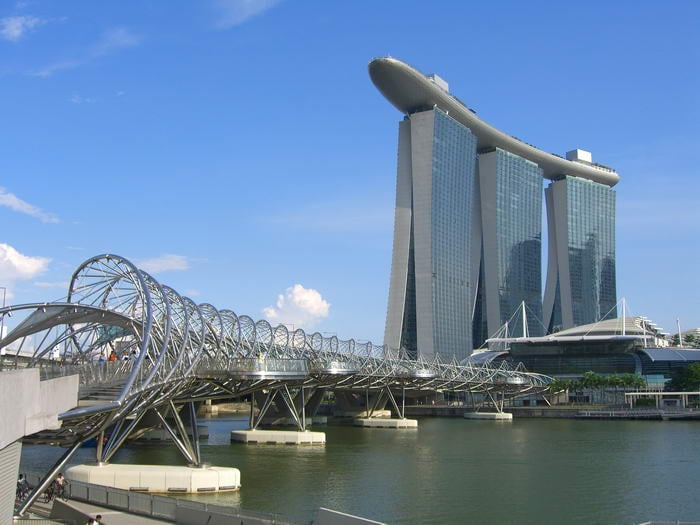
[405,405,700,420]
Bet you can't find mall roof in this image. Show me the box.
[637,348,700,362]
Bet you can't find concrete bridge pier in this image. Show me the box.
[67,401,242,493]
[256,387,327,427]
[464,389,514,420]
[231,386,326,445]
[334,390,391,418]
[336,388,418,429]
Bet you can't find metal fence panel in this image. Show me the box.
[151,494,177,520]
[106,489,128,509]
[68,482,88,500]
[0,441,21,524]
[87,485,107,505]
[63,479,310,525]
[127,491,153,515]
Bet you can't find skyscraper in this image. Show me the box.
[370,57,619,360]
[543,174,617,333]
[478,148,544,341]
[384,109,478,361]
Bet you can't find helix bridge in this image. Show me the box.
[1,254,550,511]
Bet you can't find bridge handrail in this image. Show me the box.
[195,356,310,375]
[66,479,309,525]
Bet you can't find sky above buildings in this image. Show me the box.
[1,0,699,342]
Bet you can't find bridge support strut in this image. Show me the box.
[249,386,320,431]
[153,401,202,466]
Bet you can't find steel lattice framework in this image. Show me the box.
[1,254,550,450]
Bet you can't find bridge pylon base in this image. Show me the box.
[335,409,391,418]
[353,418,418,429]
[65,463,241,493]
[230,429,326,445]
[463,412,513,420]
[262,415,328,427]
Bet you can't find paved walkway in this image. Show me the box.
[61,499,172,524]
[29,498,171,524]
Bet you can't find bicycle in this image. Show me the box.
[15,483,31,505]
[42,482,56,503]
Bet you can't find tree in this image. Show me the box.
[621,374,646,390]
[666,363,700,391]
[548,378,572,394]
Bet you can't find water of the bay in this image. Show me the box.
[20,416,700,524]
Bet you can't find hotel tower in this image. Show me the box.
[369,57,619,361]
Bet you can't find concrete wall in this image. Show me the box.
[0,441,21,525]
[384,118,413,354]
[0,369,79,450]
[410,110,436,358]
[0,369,78,523]
[543,180,573,330]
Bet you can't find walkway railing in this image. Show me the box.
[196,357,310,377]
[66,479,310,525]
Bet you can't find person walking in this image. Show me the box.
[16,474,31,501]
[86,514,102,525]
[55,473,68,500]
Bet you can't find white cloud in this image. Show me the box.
[92,27,140,55]
[211,0,283,29]
[33,27,141,77]
[185,289,201,297]
[0,243,50,300]
[33,281,68,289]
[0,187,59,223]
[137,254,190,274]
[0,15,43,42]
[70,94,96,104]
[263,284,330,329]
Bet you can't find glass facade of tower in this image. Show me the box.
[493,149,544,337]
[430,110,478,359]
[566,176,617,326]
[383,88,618,361]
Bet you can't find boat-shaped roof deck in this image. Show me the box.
[369,57,619,187]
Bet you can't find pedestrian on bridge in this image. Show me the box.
[54,473,68,500]
[16,474,31,501]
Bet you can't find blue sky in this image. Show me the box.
[1,0,699,342]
